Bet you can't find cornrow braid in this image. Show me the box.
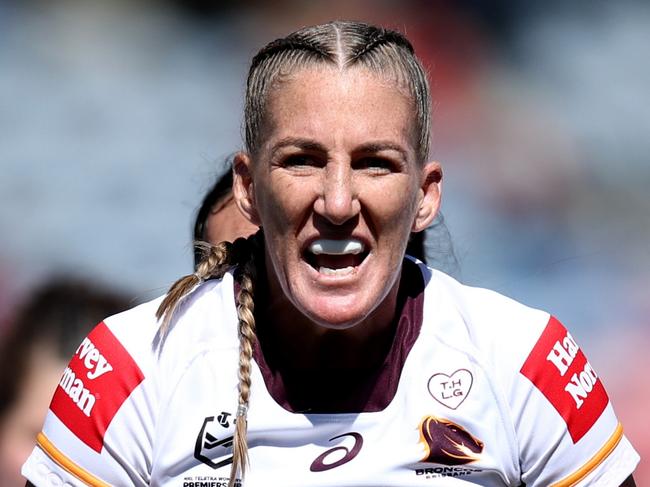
[244,20,432,162]
[348,27,414,63]
[245,35,335,154]
[249,37,330,73]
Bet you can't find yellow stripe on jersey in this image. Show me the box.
[36,432,111,487]
[550,422,624,487]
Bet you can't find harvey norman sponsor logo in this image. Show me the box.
[50,321,144,452]
[520,317,608,443]
[58,336,114,416]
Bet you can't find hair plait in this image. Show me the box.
[155,231,263,486]
[225,231,262,485]
[156,233,259,340]
[250,37,329,72]
[349,27,414,62]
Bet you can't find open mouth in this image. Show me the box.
[304,238,369,276]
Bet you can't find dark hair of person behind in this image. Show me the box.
[0,276,131,419]
[193,167,234,268]
[423,212,459,276]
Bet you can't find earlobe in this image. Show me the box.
[232,152,261,226]
[412,161,442,233]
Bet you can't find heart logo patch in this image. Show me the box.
[427,369,473,410]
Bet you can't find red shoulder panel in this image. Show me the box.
[49,321,145,453]
[520,316,608,443]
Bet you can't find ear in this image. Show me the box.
[412,161,442,233]
[232,152,261,226]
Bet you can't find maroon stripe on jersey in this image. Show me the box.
[251,258,425,413]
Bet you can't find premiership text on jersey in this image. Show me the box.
[520,317,608,443]
[49,321,145,452]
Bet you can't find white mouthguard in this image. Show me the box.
[308,239,364,255]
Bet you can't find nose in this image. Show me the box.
[314,161,360,225]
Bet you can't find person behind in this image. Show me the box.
[193,163,259,268]
[0,276,130,487]
[24,21,638,486]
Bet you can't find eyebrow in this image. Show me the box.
[270,137,328,157]
[354,141,408,160]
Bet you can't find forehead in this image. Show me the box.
[263,66,416,151]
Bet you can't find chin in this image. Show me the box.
[308,312,365,330]
[299,293,381,330]
[274,253,399,332]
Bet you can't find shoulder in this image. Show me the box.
[416,264,640,485]
[22,274,240,486]
[102,272,239,368]
[419,264,550,366]
[419,266,607,401]
[417,265,583,409]
[47,273,240,435]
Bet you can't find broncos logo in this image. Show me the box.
[419,416,484,465]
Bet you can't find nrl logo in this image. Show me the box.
[427,369,473,410]
[194,414,235,469]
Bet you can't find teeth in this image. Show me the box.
[309,239,364,255]
[319,266,355,276]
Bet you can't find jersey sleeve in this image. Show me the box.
[21,319,156,486]
[513,316,639,486]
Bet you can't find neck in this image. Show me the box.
[255,264,404,373]
[251,258,422,413]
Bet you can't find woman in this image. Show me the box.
[23,21,638,486]
[192,162,259,266]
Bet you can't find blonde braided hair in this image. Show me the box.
[155,231,261,486]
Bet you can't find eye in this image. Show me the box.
[281,154,324,168]
[353,157,397,173]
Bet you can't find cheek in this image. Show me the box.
[256,176,312,232]
[364,180,419,233]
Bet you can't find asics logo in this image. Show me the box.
[310,432,363,472]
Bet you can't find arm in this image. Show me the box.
[22,321,151,486]
[513,316,640,486]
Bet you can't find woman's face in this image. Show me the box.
[236,66,441,330]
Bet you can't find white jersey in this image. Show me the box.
[23,261,639,486]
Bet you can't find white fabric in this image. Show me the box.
[22,266,639,486]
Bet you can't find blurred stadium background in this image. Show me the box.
[0,0,647,480]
